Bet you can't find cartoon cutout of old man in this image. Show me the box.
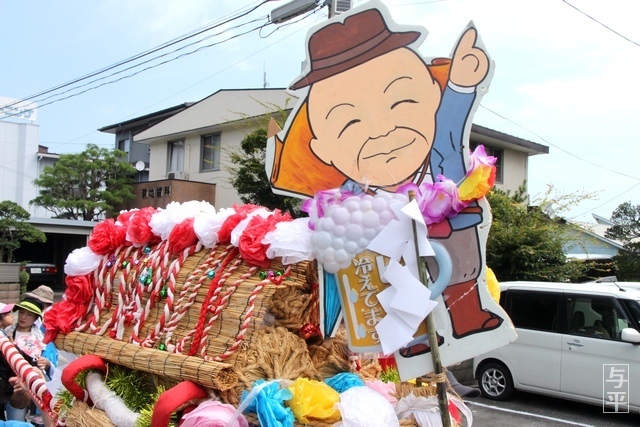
[266,2,505,348]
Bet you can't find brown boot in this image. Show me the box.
[443,280,503,338]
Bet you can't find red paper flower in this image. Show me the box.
[117,209,138,228]
[239,210,292,268]
[65,274,94,304]
[43,299,88,342]
[88,219,127,255]
[168,217,198,254]
[217,204,261,244]
[127,206,160,246]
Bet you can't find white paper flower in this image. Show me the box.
[64,246,102,276]
[263,218,315,265]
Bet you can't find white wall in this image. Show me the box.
[496,149,529,196]
[0,120,48,217]
[148,124,247,209]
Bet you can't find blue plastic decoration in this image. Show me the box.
[322,272,342,338]
[241,379,294,427]
[325,372,365,393]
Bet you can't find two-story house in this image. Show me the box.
[103,88,548,211]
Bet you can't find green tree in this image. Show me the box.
[605,201,640,281]
[228,111,302,217]
[31,144,136,221]
[0,200,46,263]
[486,189,586,282]
[613,242,640,281]
[605,201,640,242]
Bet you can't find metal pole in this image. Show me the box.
[408,190,451,427]
[326,0,334,18]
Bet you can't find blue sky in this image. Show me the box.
[2,0,639,222]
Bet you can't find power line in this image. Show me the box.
[481,104,640,219]
[569,182,640,219]
[0,18,271,120]
[0,0,275,111]
[480,105,640,182]
[561,0,639,47]
[20,16,267,108]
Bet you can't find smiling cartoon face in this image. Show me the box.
[308,47,441,189]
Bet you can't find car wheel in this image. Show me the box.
[477,361,514,400]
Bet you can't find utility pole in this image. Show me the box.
[326,0,334,18]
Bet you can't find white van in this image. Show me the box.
[473,281,640,413]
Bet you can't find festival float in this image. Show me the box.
[3,2,518,426]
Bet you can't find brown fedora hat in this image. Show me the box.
[290,8,420,90]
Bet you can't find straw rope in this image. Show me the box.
[55,332,238,391]
[182,248,240,356]
[65,400,116,427]
[141,242,202,348]
[268,282,313,331]
[162,243,228,352]
[220,326,321,405]
[308,338,353,379]
[196,262,258,358]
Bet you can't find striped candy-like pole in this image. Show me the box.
[0,333,57,421]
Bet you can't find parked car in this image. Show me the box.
[473,281,640,413]
[21,262,58,290]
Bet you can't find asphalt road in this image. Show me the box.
[465,390,640,426]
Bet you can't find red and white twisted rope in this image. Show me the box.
[197,264,258,358]
[141,242,201,348]
[178,250,240,355]
[210,278,267,362]
[131,241,169,344]
[162,244,229,353]
[0,334,57,421]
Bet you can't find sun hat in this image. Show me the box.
[289,8,420,90]
[24,285,55,304]
[14,300,43,317]
[0,303,15,315]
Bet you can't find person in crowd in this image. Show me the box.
[0,304,15,331]
[20,288,58,427]
[22,287,57,368]
[4,301,53,424]
[0,326,33,424]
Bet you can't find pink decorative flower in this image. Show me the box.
[302,188,355,229]
[397,177,469,225]
[468,144,497,171]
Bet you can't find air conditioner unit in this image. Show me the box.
[333,0,351,14]
[167,171,184,180]
[270,0,318,24]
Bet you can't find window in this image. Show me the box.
[201,133,221,172]
[118,138,130,154]
[470,142,503,183]
[505,290,560,332]
[566,295,627,340]
[168,140,185,173]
